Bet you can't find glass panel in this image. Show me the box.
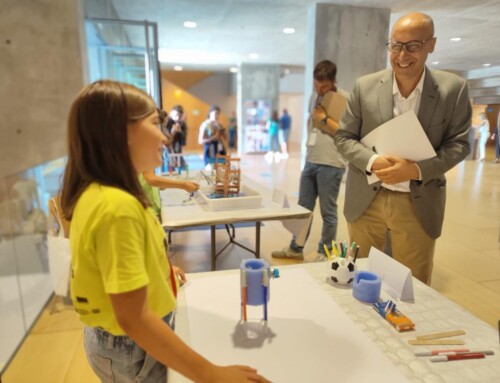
[0,157,66,373]
[85,18,161,106]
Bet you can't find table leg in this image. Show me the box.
[256,221,261,258]
[211,225,216,271]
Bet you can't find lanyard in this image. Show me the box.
[163,238,177,298]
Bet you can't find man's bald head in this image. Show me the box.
[392,12,434,38]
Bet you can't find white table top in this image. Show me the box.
[170,261,500,383]
[159,184,310,229]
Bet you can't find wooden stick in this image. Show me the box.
[408,339,465,345]
[416,330,465,340]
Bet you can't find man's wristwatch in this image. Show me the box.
[320,115,328,125]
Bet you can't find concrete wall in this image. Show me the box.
[187,72,236,116]
[302,4,390,151]
[0,0,85,178]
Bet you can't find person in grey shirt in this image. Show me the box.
[273,60,347,260]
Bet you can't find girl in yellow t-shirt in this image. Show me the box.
[60,80,269,383]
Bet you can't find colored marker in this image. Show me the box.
[353,245,360,263]
[417,350,494,357]
[331,240,339,257]
[430,353,486,362]
[323,244,332,260]
[349,241,357,257]
[415,349,469,356]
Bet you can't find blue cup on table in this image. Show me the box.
[352,271,382,303]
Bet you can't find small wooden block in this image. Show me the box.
[408,339,465,345]
[416,330,465,340]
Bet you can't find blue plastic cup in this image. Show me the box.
[241,259,270,305]
[352,271,382,303]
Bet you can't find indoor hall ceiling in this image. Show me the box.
[110,0,500,75]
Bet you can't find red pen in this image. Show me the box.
[430,353,486,362]
[415,348,469,356]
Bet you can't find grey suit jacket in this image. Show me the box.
[334,68,471,239]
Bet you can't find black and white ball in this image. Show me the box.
[327,257,357,285]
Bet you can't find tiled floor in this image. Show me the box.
[2,148,500,383]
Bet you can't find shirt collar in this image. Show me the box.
[392,68,426,98]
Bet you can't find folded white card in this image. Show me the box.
[272,188,311,246]
[367,247,414,302]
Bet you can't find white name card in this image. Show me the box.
[367,247,414,302]
[272,188,290,208]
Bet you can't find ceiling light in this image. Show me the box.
[284,68,291,74]
[283,28,295,34]
[431,61,439,65]
[173,66,183,71]
[249,53,259,59]
[183,21,197,28]
[450,37,461,42]
[483,63,491,67]
[229,67,238,73]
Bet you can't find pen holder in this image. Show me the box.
[241,259,271,305]
[352,271,382,303]
[326,256,357,286]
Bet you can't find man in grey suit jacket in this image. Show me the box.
[334,12,471,284]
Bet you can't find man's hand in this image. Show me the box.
[312,105,327,123]
[373,156,419,184]
[371,156,394,171]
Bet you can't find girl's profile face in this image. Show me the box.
[127,111,166,173]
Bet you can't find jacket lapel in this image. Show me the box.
[377,70,393,124]
[418,68,439,133]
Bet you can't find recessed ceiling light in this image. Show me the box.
[283,28,295,34]
[173,66,183,71]
[249,53,259,59]
[284,68,291,74]
[431,61,439,65]
[183,21,197,28]
[229,67,238,73]
[483,63,491,67]
[450,37,461,42]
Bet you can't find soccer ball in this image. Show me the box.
[327,257,357,285]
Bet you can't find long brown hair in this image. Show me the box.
[60,80,156,219]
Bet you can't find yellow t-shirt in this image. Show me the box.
[70,183,176,335]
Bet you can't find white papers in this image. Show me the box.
[361,111,436,184]
[361,111,436,160]
[367,247,414,302]
[183,268,408,383]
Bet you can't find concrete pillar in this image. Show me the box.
[0,0,86,178]
[303,4,390,150]
[237,63,280,154]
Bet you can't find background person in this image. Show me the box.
[334,12,471,284]
[272,60,347,261]
[162,105,188,171]
[279,108,292,159]
[228,110,238,150]
[265,110,281,163]
[491,123,500,163]
[60,80,269,383]
[198,105,227,168]
[475,112,490,161]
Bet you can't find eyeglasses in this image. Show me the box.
[386,39,432,53]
